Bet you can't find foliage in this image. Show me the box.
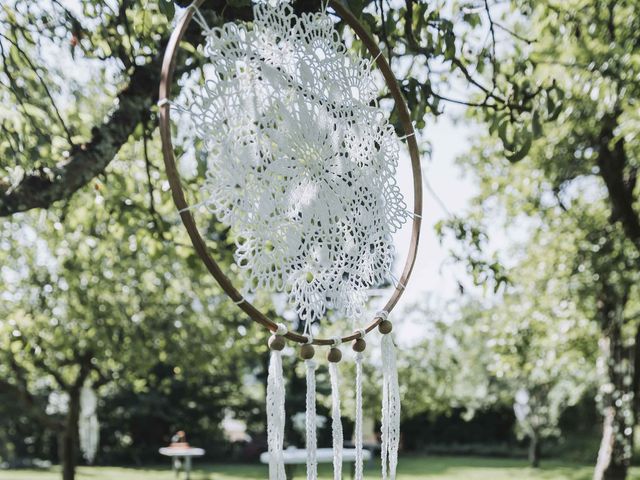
[451,0,640,475]
[0,134,266,467]
[0,0,562,216]
[1,0,638,476]
[400,279,597,445]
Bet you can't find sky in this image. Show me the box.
[395,109,477,302]
[373,107,479,343]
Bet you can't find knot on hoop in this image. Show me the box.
[275,323,288,336]
[331,336,341,347]
[375,310,389,321]
[304,334,314,345]
[398,131,416,141]
[354,328,366,339]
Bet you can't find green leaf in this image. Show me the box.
[505,131,532,163]
[532,110,543,138]
[158,0,175,20]
[498,120,516,151]
[463,13,481,28]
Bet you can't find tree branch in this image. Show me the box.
[597,112,640,253]
[2,355,65,430]
[0,0,322,217]
[0,378,64,430]
[0,51,162,216]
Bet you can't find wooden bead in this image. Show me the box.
[378,320,393,335]
[327,347,342,363]
[352,338,366,352]
[268,334,286,351]
[299,344,315,360]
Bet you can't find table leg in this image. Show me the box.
[173,458,180,479]
[285,464,295,480]
[185,456,192,480]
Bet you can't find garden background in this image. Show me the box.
[1,0,639,479]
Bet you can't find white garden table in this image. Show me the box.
[159,446,205,480]
[260,447,372,479]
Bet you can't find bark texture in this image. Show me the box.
[528,433,540,468]
[0,56,161,217]
[593,299,632,480]
[59,389,81,480]
[0,0,320,218]
[597,112,640,254]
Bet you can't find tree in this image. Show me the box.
[6,0,621,475]
[454,0,640,474]
[0,136,263,479]
[401,250,598,468]
[0,0,560,218]
[475,234,599,468]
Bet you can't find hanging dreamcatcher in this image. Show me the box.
[79,385,99,464]
[158,1,422,479]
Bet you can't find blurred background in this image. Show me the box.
[0,0,639,479]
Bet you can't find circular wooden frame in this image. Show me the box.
[158,0,422,346]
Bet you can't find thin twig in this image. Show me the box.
[493,22,534,44]
[0,32,74,146]
[142,122,163,235]
[483,0,498,87]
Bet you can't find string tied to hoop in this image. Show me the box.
[187,3,213,34]
[398,131,416,141]
[156,98,171,108]
[390,273,407,291]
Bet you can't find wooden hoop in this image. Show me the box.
[158,0,422,346]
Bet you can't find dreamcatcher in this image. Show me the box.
[158,1,422,479]
[79,385,99,464]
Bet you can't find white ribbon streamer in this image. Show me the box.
[381,334,400,480]
[354,352,364,480]
[305,359,318,480]
[329,361,343,480]
[266,350,286,480]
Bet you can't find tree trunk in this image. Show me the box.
[593,303,633,480]
[594,406,630,480]
[58,389,81,480]
[528,433,541,468]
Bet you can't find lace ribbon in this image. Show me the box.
[266,350,286,479]
[329,361,343,479]
[381,334,400,480]
[305,359,318,480]
[182,1,408,324]
[354,352,364,480]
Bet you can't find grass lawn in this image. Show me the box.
[1,456,639,480]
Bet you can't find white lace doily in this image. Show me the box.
[179,1,407,325]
